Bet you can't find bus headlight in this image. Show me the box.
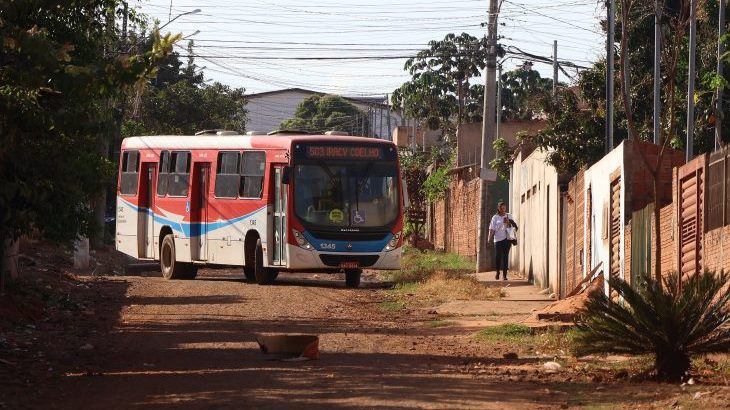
[385,232,401,251]
[292,229,313,250]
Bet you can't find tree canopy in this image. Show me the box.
[280,95,368,135]
[122,44,247,137]
[0,0,174,243]
[392,33,490,137]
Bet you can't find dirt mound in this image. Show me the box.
[531,275,604,322]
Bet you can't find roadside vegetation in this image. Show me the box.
[576,270,730,382]
[378,247,501,311]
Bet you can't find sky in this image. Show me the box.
[129,0,606,97]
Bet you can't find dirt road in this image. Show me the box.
[3,267,729,409]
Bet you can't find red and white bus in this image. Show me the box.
[115,130,404,287]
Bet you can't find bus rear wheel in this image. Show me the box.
[160,234,197,280]
[345,269,362,288]
[254,239,276,285]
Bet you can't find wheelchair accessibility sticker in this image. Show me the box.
[352,209,366,225]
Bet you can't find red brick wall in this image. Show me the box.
[629,141,685,212]
[658,204,676,278]
[564,169,585,293]
[703,225,730,273]
[625,221,632,286]
[432,176,481,261]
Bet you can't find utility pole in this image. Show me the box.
[379,104,384,138]
[687,0,698,161]
[716,0,726,150]
[386,93,392,140]
[653,0,661,144]
[497,63,502,142]
[553,40,558,97]
[476,0,499,273]
[606,0,615,152]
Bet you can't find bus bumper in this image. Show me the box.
[285,245,403,271]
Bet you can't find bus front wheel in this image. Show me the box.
[345,269,362,288]
[160,234,197,280]
[254,239,276,285]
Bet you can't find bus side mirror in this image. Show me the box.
[282,166,291,184]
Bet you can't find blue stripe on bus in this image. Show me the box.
[119,197,264,238]
[302,231,392,253]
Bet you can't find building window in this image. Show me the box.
[120,150,139,196]
[157,151,170,196]
[215,151,241,198]
[240,151,265,198]
[167,151,191,197]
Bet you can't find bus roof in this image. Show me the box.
[121,134,396,151]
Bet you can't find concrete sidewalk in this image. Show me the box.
[433,271,556,327]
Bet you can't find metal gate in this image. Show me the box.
[631,204,653,286]
[676,155,706,281]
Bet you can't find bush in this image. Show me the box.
[575,271,730,382]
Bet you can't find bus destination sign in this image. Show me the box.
[306,145,381,160]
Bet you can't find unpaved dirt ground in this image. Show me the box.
[1,246,729,409]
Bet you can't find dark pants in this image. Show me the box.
[495,240,511,278]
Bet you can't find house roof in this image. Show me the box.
[246,88,390,108]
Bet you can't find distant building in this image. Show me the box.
[244,88,402,138]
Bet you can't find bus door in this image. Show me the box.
[272,166,288,266]
[191,163,210,261]
[138,163,156,259]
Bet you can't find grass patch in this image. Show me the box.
[379,301,406,311]
[475,325,584,355]
[383,247,474,284]
[475,323,532,343]
[416,270,502,303]
[379,248,500,310]
[426,320,452,328]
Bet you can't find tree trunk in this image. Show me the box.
[1,234,20,291]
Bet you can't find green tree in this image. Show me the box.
[123,40,245,136]
[124,79,248,136]
[392,33,491,137]
[0,1,174,279]
[280,95,368,135]
[499,64,554,121]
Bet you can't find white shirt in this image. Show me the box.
[489,212,514,243]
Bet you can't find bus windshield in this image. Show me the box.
[293,160,400,229]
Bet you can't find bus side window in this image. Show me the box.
[214,151,241,198]
[168,151,191,197]
[240,151,265,199]
[157,151,170,196]
[120,150,139,196]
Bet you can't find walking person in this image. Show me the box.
[488,201,517,280]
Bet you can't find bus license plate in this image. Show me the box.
[340,261,359,269]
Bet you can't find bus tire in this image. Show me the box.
[345,269,362,288]
[243,267,256,281]
[160,234,191,280]
[254,239,275,285]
